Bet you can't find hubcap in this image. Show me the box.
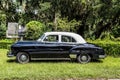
[81,55,88,61]
[20,55,27,61]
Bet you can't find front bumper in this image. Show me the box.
[7,51,15,57]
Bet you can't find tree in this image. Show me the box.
[0,0,119,40]
[25,21,46,40]
[0,11,6,39]
[0,24,6,39]
[50,0,120,39]
[50,17,81,32]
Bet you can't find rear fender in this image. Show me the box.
[69,47,96,58]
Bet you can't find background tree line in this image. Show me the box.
[0,0,119,40]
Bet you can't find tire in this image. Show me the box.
[16,52,30,64]
[77,53,91,64]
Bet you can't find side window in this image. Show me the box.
[61,35,76,43]
[43,35,58,42]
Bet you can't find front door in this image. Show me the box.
[33,35,61,58]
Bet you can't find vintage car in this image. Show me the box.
[7,32,106,63]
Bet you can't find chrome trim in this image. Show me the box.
[7,51,14,57]
[99,55,106,59]
[69,54,77,58]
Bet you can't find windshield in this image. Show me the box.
[37,34,45,41]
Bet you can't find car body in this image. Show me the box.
[7,32,106,63]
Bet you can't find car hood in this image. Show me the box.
[15,41,37,44]
[12,41,39,46]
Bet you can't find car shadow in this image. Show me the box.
[7,59,17,63]
[6,59,72,63]
[30,60,72,63]
[6,59,103,63]
[91,59,103,63]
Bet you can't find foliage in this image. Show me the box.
[0,39,14,43]
[50,0,120,39]
[0,39,13,49]
[99,31,115,40]
[0,49,120,79]
[0,42,12,49]
[57,18,80,32]
[88,40,120,56]
[112,25,120,38]
[25,21,46,40]
[50,17,81,32]
[0,12,6,39]
[0,24,6,39]
[0,0,120,40]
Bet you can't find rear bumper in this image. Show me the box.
[99,54,106,59]
[98,48,106,59]
[7,51,15,57]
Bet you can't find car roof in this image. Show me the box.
[45,32,78,36]
[44,32,86,44]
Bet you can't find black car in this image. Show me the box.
[7,32,106,63]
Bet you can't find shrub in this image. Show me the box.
[0,42,12,49]
[0,39,14,49]
[25,21,46,40]
[88,40,120,56]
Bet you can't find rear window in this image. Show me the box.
[61,35,76,43]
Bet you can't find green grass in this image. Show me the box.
[0,49,120,80]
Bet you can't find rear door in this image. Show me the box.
[58,35,77,58]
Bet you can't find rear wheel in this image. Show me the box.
[16,52,30,64]
[77,53,91,63]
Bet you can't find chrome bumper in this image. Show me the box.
[7,51,14,57]
[99,54,106,59]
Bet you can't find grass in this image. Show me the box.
[0,49,120,80]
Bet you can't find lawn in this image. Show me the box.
[0,49,120,80]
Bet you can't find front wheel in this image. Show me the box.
[16,52,30,64]
[77,53,91,64]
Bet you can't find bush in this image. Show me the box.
[0,39,14,49]
[25,21,46,40]
[88,40,120,56]
[0,42,12,49]
[0,24,6,39]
